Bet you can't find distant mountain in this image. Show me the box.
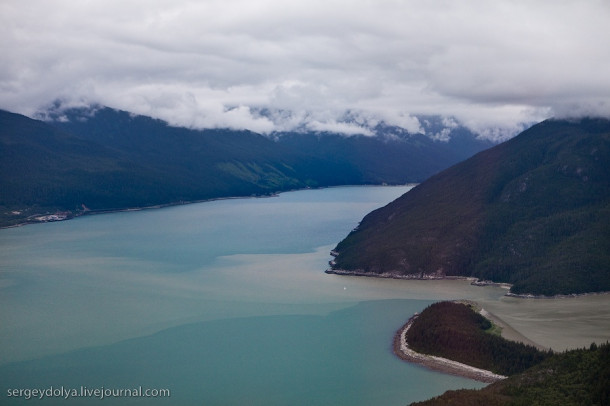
[0,109,307,225]
[0,107,494,227]
[274,130,493,185]
[330,118,610,295]
[50,106,495,185]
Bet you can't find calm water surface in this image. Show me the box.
[1,186,608,405]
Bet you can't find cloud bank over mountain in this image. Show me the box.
[2,0,609,139]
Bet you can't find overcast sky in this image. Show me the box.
[2,0,609,138]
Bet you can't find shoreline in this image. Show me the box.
[325,268,477,282]
[0,195,278,230]
[504,290,610,299]
[1,183,417,230]
[392,314,507,384]
[326,268,610,299]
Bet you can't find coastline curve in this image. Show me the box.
[392,314,507,384]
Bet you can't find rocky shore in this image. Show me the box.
[505,290,610,299]
[392,314,507,383]
[327,266,610,299]
[325,267,473,281]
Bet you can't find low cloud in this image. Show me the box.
[1,0,609,140]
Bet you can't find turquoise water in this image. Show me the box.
[0,186,500,405]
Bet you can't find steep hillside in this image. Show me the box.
[411,342,610,406]
[0,109,327,226]
[330,118,610,295]
[0,107,493,227]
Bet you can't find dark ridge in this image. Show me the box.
[411,341,610,406]
[331,118,610,295]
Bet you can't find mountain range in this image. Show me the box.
[330,118,610,295]
[0,106,493,227]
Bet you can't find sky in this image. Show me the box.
[2,0,609,139]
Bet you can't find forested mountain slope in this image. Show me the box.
[411,342,610,406]
[331,118,610,295]
[0,107,493,227]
